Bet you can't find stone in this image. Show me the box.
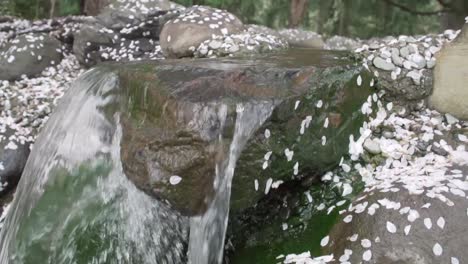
[73,24,114,67]
[383,131,395,139]
[325,185,468,263]
[160,6,244,58]
[400,46,410,58]
[363,138,381,155]
[430,24,468,120]
[427,58,436,69]
[0,33,63,80]
[0,131,30,196]
[278,29,324,49]
[445,113,459,125]
[373,57,395,71]
[406,70,423,85]
[113,49,375,215]
[391,48,403,66]
[208,40,222,49]
[432,144,448,156]
[324,36,362,51]
[409,53,426,69]
[73,0,181,66]
[369,43,380,50]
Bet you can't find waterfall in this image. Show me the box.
[0,68,188,264]
[0,65,277,264]
[188,102,275,264]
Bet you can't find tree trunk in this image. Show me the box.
[49,0,56,18]
[337,0,351,36]
[289,0,309,28]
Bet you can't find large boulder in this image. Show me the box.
[73,0,183,66]
[430,23,468,119]
[159,6,245,58]
[114,49,375,215]
[0,49,375,263]
[0,33,63,81]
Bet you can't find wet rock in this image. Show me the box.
[0,131,30,196]
[113,49,375,215]
[0,33,63,80]
[430,24,468,119]
[160,6,244,58]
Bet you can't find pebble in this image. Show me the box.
[363,138,381,154]
[373,57,395,71]
[445,113,459,125]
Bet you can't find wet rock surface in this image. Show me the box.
[113,49,375,215]
[0,129,30,195]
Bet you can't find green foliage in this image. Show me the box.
[0,0,80,19]
[172,0,446,38]
[1,0,462,38]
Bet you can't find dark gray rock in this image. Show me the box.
[73,24,114,67]
[0,33,63,81]
[0,132,30,196]
[73,0,182,66]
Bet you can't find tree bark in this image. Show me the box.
[289,0,309,28]
[49,0,56,18]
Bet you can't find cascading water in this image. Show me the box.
[0,68,188,263]
[0,66,277,264]
[188,102,275,264]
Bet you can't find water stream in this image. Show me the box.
[188,102,275,264]
[0,69,188,263]
[0,66,277,263]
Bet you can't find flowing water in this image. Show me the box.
[0,69,188,263]
[188,103,275,264]
[0,66,277,263]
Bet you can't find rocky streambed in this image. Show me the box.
[0,0,468,263]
